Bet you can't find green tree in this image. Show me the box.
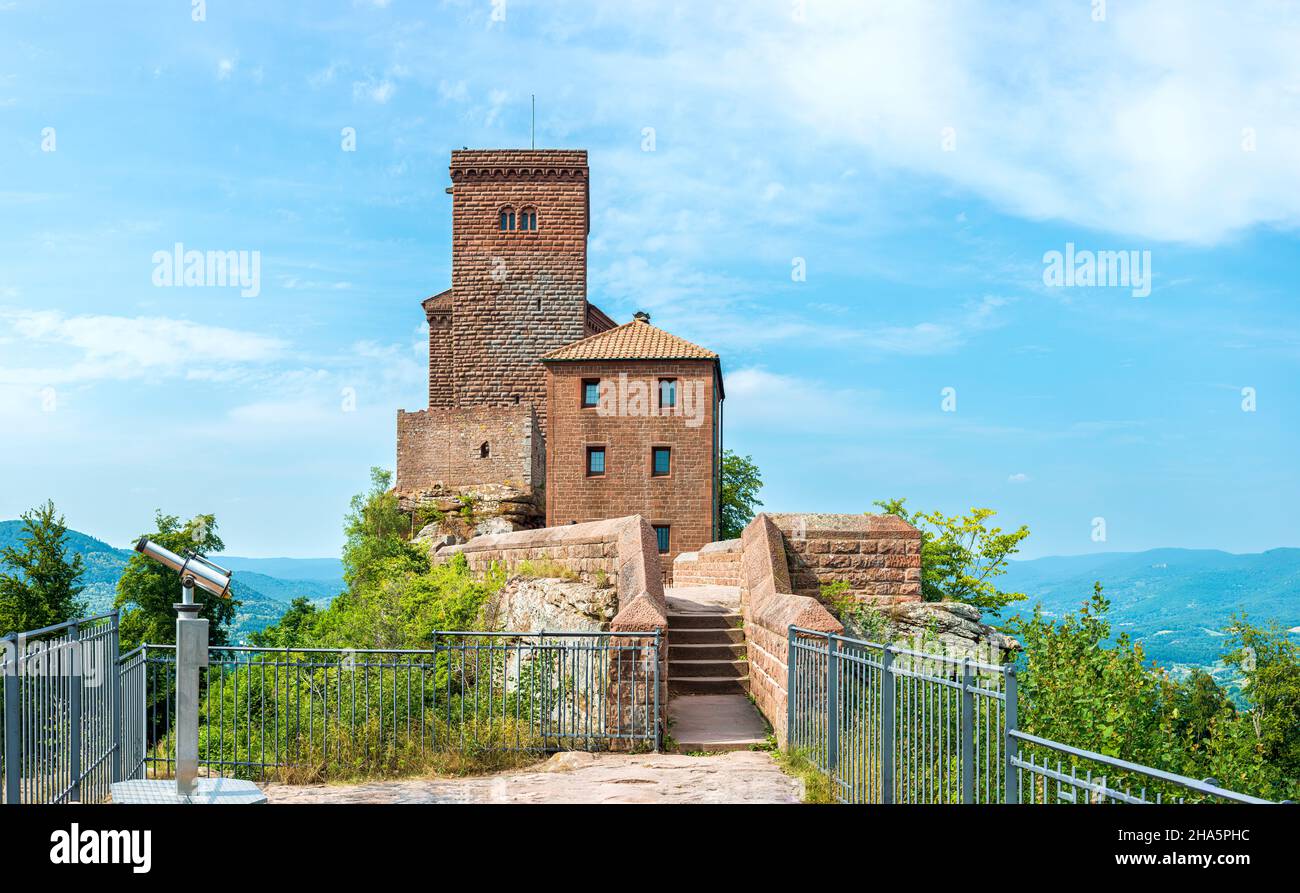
[0,500,87,633]
[719,450,763,540]
[343,467,426,591]
[1220,616,1300,786]
[874,498,1029,610]
[247,596,321,647]
[114,512,237,649]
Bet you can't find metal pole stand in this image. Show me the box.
[173,575,207,797]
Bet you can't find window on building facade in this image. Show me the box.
[499,208,515,231]
[581,379,601,408]
[480,441,490,459]
[586,446,606,476]
[520,208,538,231]
[652,446,671,477]
[658,378,677,409]
[653,525,671,554]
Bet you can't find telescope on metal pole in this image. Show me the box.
[133,538,231,797]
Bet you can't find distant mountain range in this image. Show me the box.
[998,547,1300,680]
[4,522,1296,673]
[0,521,344,642]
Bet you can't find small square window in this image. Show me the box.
[653,525,671,554]
[586,446,606,476]
[581,379,601,408]
[658,378,677,409]
[652,447,671,477]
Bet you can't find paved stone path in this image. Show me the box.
[263,751,801,804]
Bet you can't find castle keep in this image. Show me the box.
[396,149,724,566]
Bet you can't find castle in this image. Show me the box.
[396,150,724,566]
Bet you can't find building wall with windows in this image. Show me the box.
[543,358,721,569]
[396,405,543,495]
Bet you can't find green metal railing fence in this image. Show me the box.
[127,631,660,782]
[1,612,121,804]
[787,626,1275,805]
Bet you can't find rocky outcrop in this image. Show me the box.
[840,600,1020,663]
[401,482,544,543]
[484,576,619,634]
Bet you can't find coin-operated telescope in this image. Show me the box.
[133,538,232,796]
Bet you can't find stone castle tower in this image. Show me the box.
[427,150,614,435]
[397,149,722,563]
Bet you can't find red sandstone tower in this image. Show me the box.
[396,149,722,561]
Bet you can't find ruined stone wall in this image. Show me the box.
[766,512,923,608]
[395,405,541,496]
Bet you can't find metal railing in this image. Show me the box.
[129,630,660,782]
[787,626,1274,805]
[1,612,121,804]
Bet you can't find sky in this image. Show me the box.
[1,0,1297,559]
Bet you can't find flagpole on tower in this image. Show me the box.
[531,94,535,149]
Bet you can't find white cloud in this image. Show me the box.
[352,77,394,104]
[0,309,286,385]
[1008,473,1031,484]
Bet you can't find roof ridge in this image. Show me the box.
[541,317,717,362]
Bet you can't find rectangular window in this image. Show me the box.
[658,378,677,409]
[652,446,671,477]
[582,379,601,408]
[586,446,606,476]
[653,525,671,554]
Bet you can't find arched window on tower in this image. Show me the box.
[519,207,538,231]
[479,441,490,459]
[499,207,515,231]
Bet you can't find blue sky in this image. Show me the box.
[1,0,1297,559]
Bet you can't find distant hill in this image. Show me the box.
[0,521,342,642]
[998,547,1300,680]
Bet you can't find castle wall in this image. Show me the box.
[395,405,542,496]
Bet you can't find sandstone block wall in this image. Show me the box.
[395,405,542,495]
[765,512,923,607]
[671,539,742,587]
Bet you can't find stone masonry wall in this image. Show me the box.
[766,512,923,608]
[737,515,843,747]
[671,539,742,587]
[449,150,591,441]
[395,405,542,495]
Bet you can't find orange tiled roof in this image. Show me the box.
[541,318,718,362]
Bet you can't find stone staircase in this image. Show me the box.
[671,539,742,588]
[665,584,767,751]
[667,606,748,696]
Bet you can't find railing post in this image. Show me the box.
[652,629,662,752]
[879,645,895,804]
[825,636,838,772]
[785,626,796,750]
[68,623,81,802]
[3,633,19,804]
[1004,666,1019,804]
[110,613,121,783]
[961,658,974,804]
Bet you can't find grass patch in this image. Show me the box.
[511,558,581,582]
[774,748,837,804]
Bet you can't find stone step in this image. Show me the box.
[668,659,746,678]
[668,643,745,661]
[666,612,741,630]
[669,676,750,696]
[667,627,745,645]
[667,694,770,753]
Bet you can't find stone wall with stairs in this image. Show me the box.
[671,539,742,588]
